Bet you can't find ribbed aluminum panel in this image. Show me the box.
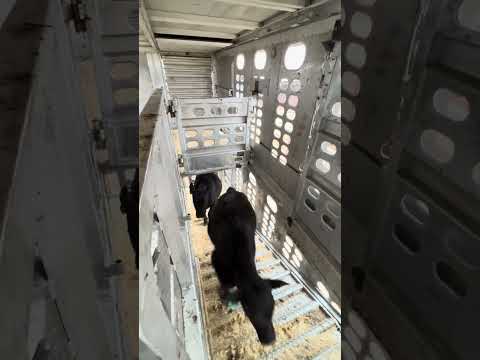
[162,55,213,99]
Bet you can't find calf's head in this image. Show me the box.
[191,183,209,218]
[240,278,288,345]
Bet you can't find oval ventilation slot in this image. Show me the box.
[227,106,238,114]
[400,194,430,225]
[393,224,420,253]
[304,198,316,212]
[435,261,467,297]
[193,107,205,117]
[322,214,335,231]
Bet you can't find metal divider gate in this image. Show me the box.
[176,97,255,176]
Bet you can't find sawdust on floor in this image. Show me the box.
[183,179,339,360]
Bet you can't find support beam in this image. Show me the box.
[152,27,236,40]
[216,0,304,12]
[148,10,258,30]
[156,38,232,49]
[140,0,159,51]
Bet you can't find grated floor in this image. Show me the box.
[184,180,340,360]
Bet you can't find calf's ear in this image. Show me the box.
[189,183,194,194]
[267,279,288,289]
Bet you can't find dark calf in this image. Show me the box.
[190,173,222,225]
[208,187,287,345]
[120,168,139,269]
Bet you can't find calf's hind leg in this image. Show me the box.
[211,250,235,300]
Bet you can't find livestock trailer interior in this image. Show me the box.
[139,1,348,359]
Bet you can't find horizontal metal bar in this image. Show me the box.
[148,9,259,30]
[272,293,313,325]
[256,258,281,271]
[311,343,341,360]
[261,318,336,360]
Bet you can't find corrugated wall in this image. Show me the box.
[161,56,213,99]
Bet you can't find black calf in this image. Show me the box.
[190,173,222,225]
[208,187,287,344]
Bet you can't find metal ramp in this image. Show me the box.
[197,232,341,359]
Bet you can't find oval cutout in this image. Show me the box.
[400,194,430,225]
[346,43,367,68]
[420,129,455,164]
[316,281,330,300]
[211,107,222,115]
[281,145,289,155]
[286,109,296,121]
[305,198,316,212]
[204,139,215,147]
[273,129,281,138]
[274,117,283,128]
[345,326,362,353]
[279,78,289,91]
[279,155,287,166]
[284,122,294,133]
[393,223,420,253]
[227,106,238,114]
[290,79,302,92]
[202,129,214,137]
[277,93,287,104]
[308,186,320,199]
[322,214,336,231]
[187,141,199,149]
[283,134,291,144]
[254,49,267,70]
[218,138,229,145]
[272,139,280,149]
[350,12,373,39]
[343,71,361,97]
[435,261,467,297]
[315,158,331,173]
[288,95,299,107]
[348,311,367,339]
[193,107,205,117]
[236,53,245,70]
[321,141,337,156]
[342,97,356,121]
[266,195,278,213]
[284,42,306,70]
[276,105,285,116]
[185,130,197,138]
[433,88,469,122]
[234,135,244,143]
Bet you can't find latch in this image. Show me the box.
[167,100,176,118]
[91,119,106,149]
[177,154,184,167]
[69,0,89,33]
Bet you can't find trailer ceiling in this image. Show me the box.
[144,0,307,53]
